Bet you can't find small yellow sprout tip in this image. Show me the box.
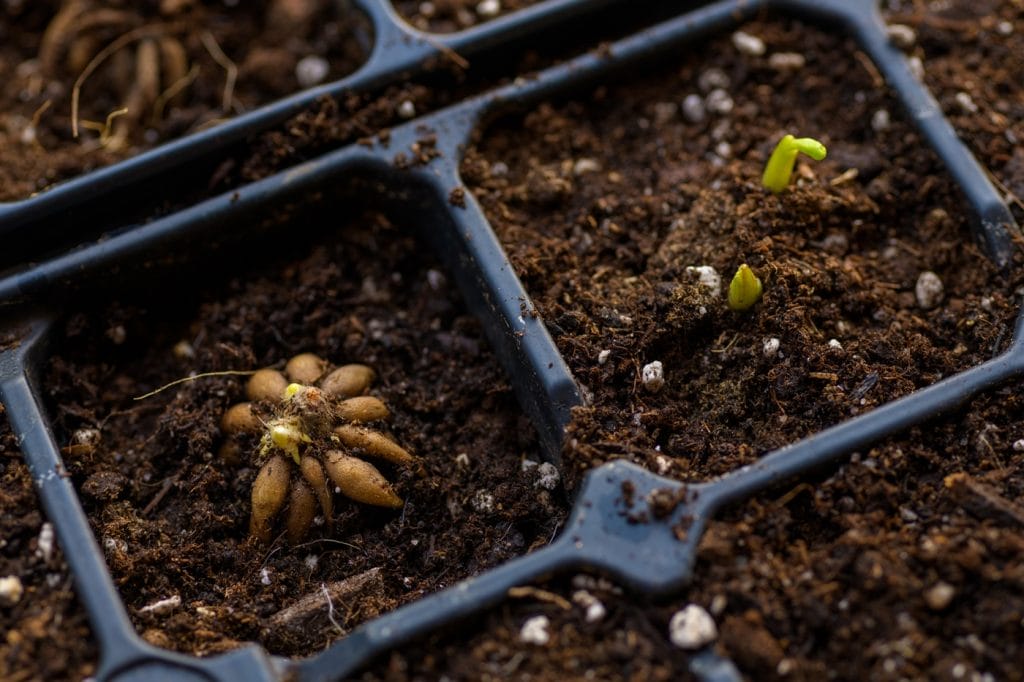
[284,383,303,400]
[762,134,828,193]
[269,417,312,465]
[728,264,763,312]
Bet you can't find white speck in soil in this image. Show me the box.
[669,604,718,649]
[925,582,956,610]
[426,268,445,290]
[476,0,500,18]
[36,522,55,563]
[304,555,319,572]
[519,615,551,645]
[997,20,1013,35]
[535,462,560,490]
[597,349,611,365]
[260,567,272,586]
[872,108,891,132]
[828,339,843,350]
[763,337,781,358]
[398,100,416,119]
[705,88,734,115]
[72,428,101,447]
[915,271,944,309]
[1013,439,1024,452]
[642,361,665,393]
[521,458,538,472]
[572,590,607,623]
[732,30,766,56]
[0,576,24,606]
[295,55,329,88]
[655,455,671,475]
[418,2,436,18]
[471,490,495,513]
[106,325,127,345]
[907,55,925,79]
[768,51,805,71]
[681,93,705,124]
[954,91,978,114]
[139,595,181,616]
[490,161,509,176]
[886,24,917,49]
[686,265,721,297]
[573,158,601,176]
[697,67,729,92]
[455,452,470,468]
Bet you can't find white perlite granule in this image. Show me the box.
[519,615,551,645]
[642,361,665,392]
[669,604,718,649]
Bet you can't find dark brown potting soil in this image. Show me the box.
[371,7,1024,682]
[33,207,566,658]
[0,0,366,201]
[3,1,1023,680]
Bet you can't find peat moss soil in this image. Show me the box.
[0,0,366,201]
[3,1,1024,681]
[364,7,1024,682]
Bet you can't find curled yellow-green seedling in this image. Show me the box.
[728,264,763,312]
[762,134,827,193]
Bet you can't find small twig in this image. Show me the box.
[72,24,163,138]
[200,31,237,112]
[983,166,1024,212]
[142,475,178,516]
[422,34,469,70]
[133,370,256,401]
[945,472,1024,527]
[854,50,884,89]
[507,585,572,610]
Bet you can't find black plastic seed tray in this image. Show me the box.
[0,1,1020,681]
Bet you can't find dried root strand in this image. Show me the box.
[320,364,375,398]
[40,0,89,74]
[336,396,389,423]
[333,424,413,465]
[251,456,291,543]
[286,480,318,544]
[324,451,403,509]
[158,36,189,105]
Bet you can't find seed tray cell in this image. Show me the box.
[0,1,1020,680]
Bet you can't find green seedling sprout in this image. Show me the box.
[762,134,827,193]
[728,264,763,311]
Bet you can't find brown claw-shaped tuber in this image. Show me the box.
[221,353,414,544]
